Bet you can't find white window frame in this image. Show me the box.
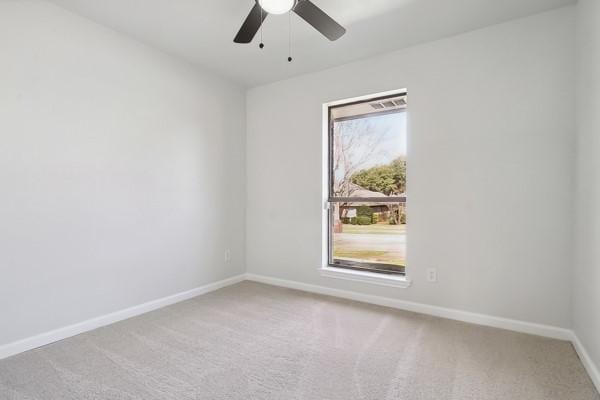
[320,89,411,288]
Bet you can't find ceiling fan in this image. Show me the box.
[234,0,346,44]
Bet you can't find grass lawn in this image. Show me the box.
[333,223,406,267]
[340,223,406,235]
[333,250,405,266]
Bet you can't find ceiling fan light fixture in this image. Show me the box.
[234,0,345,44]
[258,0,295,15]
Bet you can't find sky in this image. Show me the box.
[336,111,407,171]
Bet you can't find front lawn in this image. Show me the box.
[333,223,406,267]
[339,223,406,235]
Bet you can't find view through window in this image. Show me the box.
[328,92,407,274]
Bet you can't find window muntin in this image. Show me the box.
[327,93,407,275]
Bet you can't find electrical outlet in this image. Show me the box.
[225,249,231,263]
[427,268,437,282]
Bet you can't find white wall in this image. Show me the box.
[0,0,581,352]
[574,0,600,376]
[0,0,246,346]
[247,7,575,328]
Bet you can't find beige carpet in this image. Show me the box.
[0,281,598,400]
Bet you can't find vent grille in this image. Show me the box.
[369,96,407,111]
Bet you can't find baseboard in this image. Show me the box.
[0,274,246,360]
[245,273,573,341]
[571,332,600,393]
[2,272,597,393]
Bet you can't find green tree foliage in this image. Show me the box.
[351,158,406,195]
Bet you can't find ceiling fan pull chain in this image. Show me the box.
[259,6,265,49]
[288,12,293,62]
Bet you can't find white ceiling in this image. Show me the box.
[48,0,574,87]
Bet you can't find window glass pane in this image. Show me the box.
[331,100,407,199]
[330,201,406,274]
[328,93,407,275]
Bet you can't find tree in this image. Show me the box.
[332,119,387,198]
[331,119,390,227]
[351,158,407,225]
[351,157,406,195]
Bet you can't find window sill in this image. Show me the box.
[320,266,412,288]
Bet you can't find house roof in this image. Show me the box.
[348,183,388,198]
[342,183,405,207]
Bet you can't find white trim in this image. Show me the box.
[320,88,410,280]
[2,272,597,394]
[571,332,600,393]
[0,274,246,360]
[245,273,572,341]
[321,100,330,269]
[320,266,411,288]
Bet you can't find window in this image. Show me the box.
[327,92,407,275]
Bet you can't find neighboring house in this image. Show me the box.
[340,183,406,221]
[341,183,390,215]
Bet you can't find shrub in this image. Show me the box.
[400,212,407,224]
[356,205,374,218]
[350,217,358,225]
[357,216,372,225]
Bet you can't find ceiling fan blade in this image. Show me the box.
[293,0,346,41]
[234,3,267,43]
